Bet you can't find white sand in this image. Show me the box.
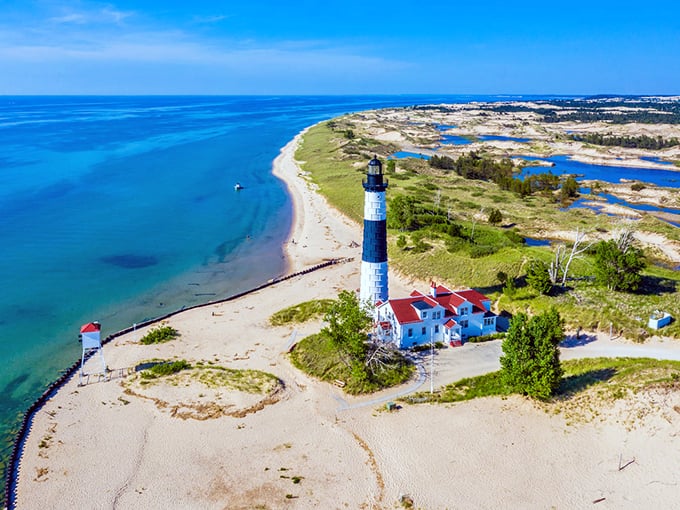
[15,132,680,509]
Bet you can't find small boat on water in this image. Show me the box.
[234,182,244,191]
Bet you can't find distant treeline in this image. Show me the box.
[429,153,577,200]
[569,133,679,149]
[480,98,680,125]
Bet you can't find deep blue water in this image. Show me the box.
[569,192,680,227]
[391,151,431,160]
[516,155,680,188]
[640,156,675,166]
[1,94,540,485]
[478,134,531,143]
[440,134,474,145]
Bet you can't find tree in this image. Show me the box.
[323,290,372,359]
[385,159,396,175]
[594,239,646,291]
[560,176,579,201]
[549,228,594,286]
[396,234,407,250]
[322,291,373,380]
[526,259,552,295]
[503,277,516,297]
[487,208,503,225]
[500,308,564,400]
[387,195,419,231]
[496,271,508,285]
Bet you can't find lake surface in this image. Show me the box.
[516,155,680,188]
[390,151,431,160]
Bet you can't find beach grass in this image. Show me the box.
[289,333,414,395]
[135,360,280,394]
[297,118,680,339]
[403,357,680,406]
[269,299,335,326]
[139,325,179,345]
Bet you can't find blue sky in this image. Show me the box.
[1,0,678,95]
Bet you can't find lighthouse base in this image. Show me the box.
[360,260,389,307]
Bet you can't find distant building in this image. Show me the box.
[375,282,497,349]
[648,310,672,330]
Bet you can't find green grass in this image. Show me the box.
[296,116,680,340]
[269,299,335,326]
[192,364,280,394]
[403,357,680,405]
[139,325,179,345]
[289,333,415,395]
[140,360,191,379]
[136,360,280,393]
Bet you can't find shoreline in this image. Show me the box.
[11,129,680,509]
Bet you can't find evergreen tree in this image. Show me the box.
[487,208,503,225]
[500,308,564,400]
[594,239,646,291]
[526,259,552,295]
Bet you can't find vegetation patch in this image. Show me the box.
[139,324,179,345]
[402,357,680,425]
[290,332,414,394]
[269,299,335,326]
[125,361,283,420]
[296,114,680,340]
[140,359,191,379]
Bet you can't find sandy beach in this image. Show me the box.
[14,132,680,509]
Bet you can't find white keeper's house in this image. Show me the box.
[375,282,497,349]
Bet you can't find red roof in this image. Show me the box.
[454,289,490,312]
[444,319,458,329]
[80,322,101,333]
[384,294,438,325]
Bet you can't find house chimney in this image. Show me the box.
[430,281,437,297]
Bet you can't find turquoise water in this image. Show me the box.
[3,94,522,487]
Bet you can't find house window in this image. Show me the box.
[461,320,468,328]
[459,307,467,315]
[408,328,413,337]
[434,325,439,333]
[422,311,427,319]
[484,317,495,326]
[421,326,426,335]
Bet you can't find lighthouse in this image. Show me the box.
[360,155,389,306]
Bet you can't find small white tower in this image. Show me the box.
[79,321,106,385]
[360,156,389,306]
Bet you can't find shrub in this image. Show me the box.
[487,208,503,225]
[141,360,191,379]
[139,325,179,345]
[270,299,334,326]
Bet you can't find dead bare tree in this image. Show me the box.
[615,226,635,254]
[433,188,441,212]
[470,207,484,243]
[550,228,595,286]
[365,340,401,373]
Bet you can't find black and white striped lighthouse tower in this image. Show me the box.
[360,155,389,306]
